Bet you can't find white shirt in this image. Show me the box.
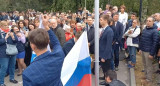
[119,12,128,34]
[103,25,108,31]
[124,26,140,47]
[119,12,128,26]
[99,25,108,38]
[63,24,70,31]
[88,25,91,31]
[99,28,103,35]
[115,22,117,27]
[155,21,160,28]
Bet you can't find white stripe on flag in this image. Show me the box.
[61,31,90,85]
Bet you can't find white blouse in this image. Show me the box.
[119,12,128,26]
[124,26,140,47]
[119,12,128,34]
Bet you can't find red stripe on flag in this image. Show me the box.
[77,74,92,86]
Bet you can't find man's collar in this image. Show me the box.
[103,25,108,30]
[88,24,93,27]
[32,51,50,63]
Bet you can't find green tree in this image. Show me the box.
[0,0,159,19]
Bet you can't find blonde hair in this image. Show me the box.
[133,19,140,26]
[0,21,8,27]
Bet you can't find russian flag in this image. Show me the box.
[30,15,51,63]
[61,31,92,86]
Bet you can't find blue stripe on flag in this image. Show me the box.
[65,56,91,86]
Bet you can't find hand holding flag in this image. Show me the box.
[31,14,51,63]
[41,14,50,31]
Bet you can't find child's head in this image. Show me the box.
[105,70,117,83]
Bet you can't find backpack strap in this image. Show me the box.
[133,26,137,33]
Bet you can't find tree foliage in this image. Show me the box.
[0,0,53,12]
[0,0,159,18]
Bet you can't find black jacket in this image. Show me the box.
[115,21,123,44]
[139,24,159,56]
[63,38,75,56]
[99,26,113,60]
[106,80,126,86]
[51,25,66,47]
[86,24,95,54]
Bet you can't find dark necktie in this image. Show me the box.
[100,29,104,37]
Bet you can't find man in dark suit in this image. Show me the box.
[86,16,95,54]
[113,13,123,71]
[63,32,82,56]
[99,15,114,85]
[22,15,65,86]
[86,16,95,74]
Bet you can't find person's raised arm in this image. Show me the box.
[42,15,62,51]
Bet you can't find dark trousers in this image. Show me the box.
[120,38,125,49]
[113,44,120,67]
[24,46,32,66]
[101,59,111,76]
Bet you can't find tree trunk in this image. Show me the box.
[141,0,148,24]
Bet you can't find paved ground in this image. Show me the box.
[116,61,130,86]
[5,61,129,86]
[92,61,130,86]
[5,69,23,86]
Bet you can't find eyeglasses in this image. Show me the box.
[3,25,8,27]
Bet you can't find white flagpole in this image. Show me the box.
[94,0,99,86]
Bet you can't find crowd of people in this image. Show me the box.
[0,4,160,86]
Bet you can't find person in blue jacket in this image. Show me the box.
[99,15,114,85]
[63,31,82,56]
[112,13,123,71]
[139,17,159,84]
[22,15,65,86]
[0,21,18,86]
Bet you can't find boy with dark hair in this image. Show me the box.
[22,15,65,86]
[125,12,137,33]
[99,14,114,85]
[105,70,126,86]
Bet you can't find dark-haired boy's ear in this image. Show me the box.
[105,76,110,83]
[30,43,36,51]
[48,40,50,44]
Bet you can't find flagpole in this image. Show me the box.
[94,0,99,86]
